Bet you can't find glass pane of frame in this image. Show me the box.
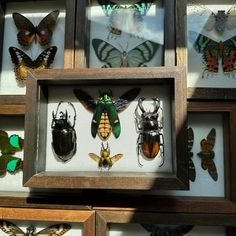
[0,0,75,95]
[187,0,236,88]
[87,0,164,68]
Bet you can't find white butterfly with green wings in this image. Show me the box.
[0,221,71,236]
[92,38,160,67]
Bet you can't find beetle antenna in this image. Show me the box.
[138,97,146,113]
[138,154,143,167]
[68,102,76,128]
[153,97,160,114]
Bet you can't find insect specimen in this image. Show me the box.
[188,127,196,182]
[51,101,77,162]
[98,0,155,38]
[0,130,24,175]
[9,46,57,81]
[92,38,159,67]
[89,142,123,169]
[189,31,236,77]
[135,97,164,167]
[73,87,140,141]
[197,128,218,181]
[142,224,194,236]
[0,220,71,236]
[12,10,60,46]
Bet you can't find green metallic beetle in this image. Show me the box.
[73,88,140,141]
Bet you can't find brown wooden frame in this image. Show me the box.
[95,209,236,235]
[75,0,178,68]
[185,1,236,100]
[23,66,188,190]
[0,207,95,236]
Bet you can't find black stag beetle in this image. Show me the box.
[51,101,77,162]
[135,97,164,167]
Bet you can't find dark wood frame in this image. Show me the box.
[75,0,178,68]
[23,66,188,190]
[185,1,236,100]
[0,207,95,236]
[0,0,76,71]
[95,209,236,235]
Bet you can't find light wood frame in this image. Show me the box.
[23,66,188,190]
[0,207,95,236]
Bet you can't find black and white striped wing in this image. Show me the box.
[0,221,25,236]
[37,224,71,236]
[92,39,123,67]
[127,40,159,67]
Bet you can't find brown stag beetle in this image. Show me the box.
[51,101,77,162]
[135,97,164,167]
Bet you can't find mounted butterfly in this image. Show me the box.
[97,0,155,39]
[0,130,24,176]
[12,10,60,47]
[9,46,57,82]
[189,31,236,78]
[0,220,71,236]
[92,38,159,67]
[188,127,196,182]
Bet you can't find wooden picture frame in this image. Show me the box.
[186,0,236,99]
[23,66,188,190]
[75,0,177,68]
[95,209,236,235]
[0,207,95,236]
[0,0,76,96]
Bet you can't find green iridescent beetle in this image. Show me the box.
[0,130,24,175]
[73,88,140,141]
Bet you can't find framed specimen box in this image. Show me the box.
[75,0,177,68]
[95,209,236,236]
[23,66,188,190]
[0,207,95,236]
[187,0,236,99]
[0,0,76,95]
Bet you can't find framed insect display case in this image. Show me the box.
[0,207,95,236]
[0,0,76,95]
[22,66,188,190]
[187,0,236,99]
[75,0,179,68]
[95,209,236,236]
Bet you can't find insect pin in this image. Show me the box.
[51,101,77,162]
[0,130,24,176]
[188,127,196,182]
[89,142,123,170]
[197,128,218,181]
[135,97,164,167]
[0,220,71,236]
[74,88,140,141]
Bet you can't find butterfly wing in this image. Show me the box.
[187,127,196,182]
[130,0,154,16]
[92,39,123,67]
[221,36,236,73]
[12,12,36,47]
[73,89,96,113]
[97,0,120,16]
[114,88,141,113]
[0,220,25,236]
[37,224,71,236]
[226,5,236,29]
[0,155,23,175]
[33,46,57,69]
[127,40,159,67]
[204,13,216,31]
[36,10,60,46]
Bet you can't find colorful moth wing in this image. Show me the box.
[190,31,236,76]
[12,10,60,46]
[187,127,196,182]
[9,46,57,81]
[0,155,23,176]
[98,0,154,38]
[92,38,159,68]
[197,128,218,181]
[142,224,194,236]
[0,221,71,236]
[0,130,24,155]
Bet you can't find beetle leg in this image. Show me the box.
[137,133,143,167]
[159,133,164,167]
